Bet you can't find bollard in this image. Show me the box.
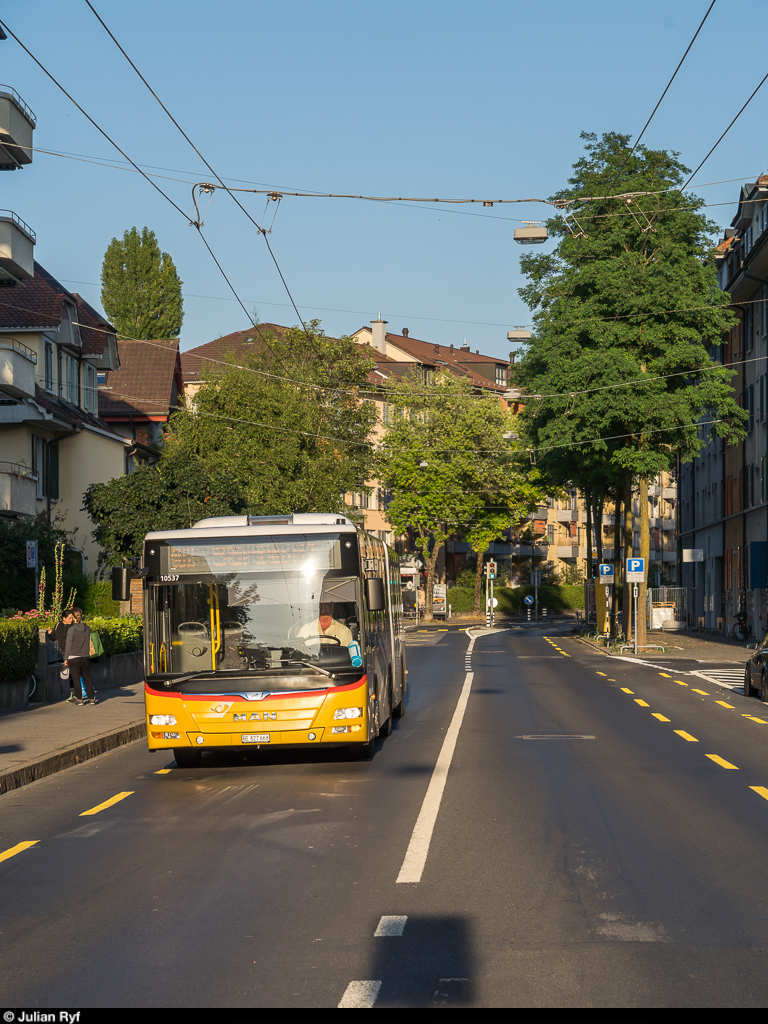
[542,608,547,618]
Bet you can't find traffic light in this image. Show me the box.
[486,561,497,580]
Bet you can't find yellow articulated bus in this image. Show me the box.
[117,514,406,768]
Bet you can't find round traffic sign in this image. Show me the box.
[524,595,534,606]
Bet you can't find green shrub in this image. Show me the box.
[85,615,142,656]
[0,620,39,680]
[496,584,585,613]
[446,586,476,613]
[82,579,121,617]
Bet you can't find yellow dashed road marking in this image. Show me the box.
[652,713,671,722]
[674,730,698,742]
[0,841,38,864]
[706,754,739,770]
[80,792,134,817]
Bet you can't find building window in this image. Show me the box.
[495,366,506,386]
[32,438,59,500]
[45,341,54,392]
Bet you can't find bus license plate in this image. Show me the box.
[242,734,270,743]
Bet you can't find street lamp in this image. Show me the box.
[514,221,548,245]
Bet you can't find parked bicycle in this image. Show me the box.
[733,613,749,641]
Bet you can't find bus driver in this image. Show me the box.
[298,602,353,647]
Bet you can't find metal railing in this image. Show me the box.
[0,86,37,126]
[0,210,36,243]
[0,461,36,479]
[0,337,37,363]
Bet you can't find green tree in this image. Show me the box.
[101,226,183,339]
[517,131,746,643]
[0,515,85,613]
[84,322,377,563]
[378,370,544,618]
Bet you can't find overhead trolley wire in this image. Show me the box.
[84,0,309,339]
[0,17,275,346]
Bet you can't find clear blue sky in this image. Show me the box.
[1,0,766,359]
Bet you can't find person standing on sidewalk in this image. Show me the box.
[63,608,96,706]
[47,609,76,702]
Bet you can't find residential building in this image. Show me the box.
[100,337,183,469]
[0,262,124,569]
[680,177,768,638]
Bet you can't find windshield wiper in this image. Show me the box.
[156,670,245,687]
[282,659,336,678]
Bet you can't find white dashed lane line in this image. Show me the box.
[374,915,407,936]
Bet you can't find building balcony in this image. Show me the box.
[0,338,36,400]
[662,519,676,531]
[0,86,36,169]
[648,484,661,497]
[557,509,577,522]
[0,461,37,516]
[557,545,579,559]
[662,550,677,562]
[662,487,676,500]
[0,210,35,282]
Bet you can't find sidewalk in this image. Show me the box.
[0,680,147,796]
[578,629,753,665]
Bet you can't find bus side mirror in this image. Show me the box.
[365,577,386,612]
[111,566,131,602]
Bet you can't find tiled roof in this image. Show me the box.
[0,262,71,330]
[33,384,120,436]
[181,324,290,382]
[357,328,508,393]
[0,263,113,360]
[100,339,180,418]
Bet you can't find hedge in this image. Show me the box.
[496,585,584,613]
[0,615,143,682]
[446,586,476,613]
[86,615,142,656]
[0,620,39,680]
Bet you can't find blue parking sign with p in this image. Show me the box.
[626,557,645,581]
[599,564,614,583]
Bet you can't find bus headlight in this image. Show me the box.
[149,715,177,726]
[334,708,363,720]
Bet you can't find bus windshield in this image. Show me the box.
[145,534,363,690]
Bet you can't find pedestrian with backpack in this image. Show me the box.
[63,608,96,706]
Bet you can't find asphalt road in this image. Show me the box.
[2,624,768,1008]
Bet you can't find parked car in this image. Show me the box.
[744,637,768,701]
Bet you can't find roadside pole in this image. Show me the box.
[626,559,646,654]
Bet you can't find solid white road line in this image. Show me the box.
[396,634,477,884]
[375,915,407,936]
[338,980,382,1008]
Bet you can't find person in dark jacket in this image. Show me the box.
[47,609,76,701]
[63,608,95,706]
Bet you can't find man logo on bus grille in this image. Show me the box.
[234,712,277,722]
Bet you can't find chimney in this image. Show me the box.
[460,338,470,351]
[402,328,409,337]
[370,316,388,355]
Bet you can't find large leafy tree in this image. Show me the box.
[101,226,183,339]
[378,370,544,618]
[517,131,745,642]
[84,323,377,563]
